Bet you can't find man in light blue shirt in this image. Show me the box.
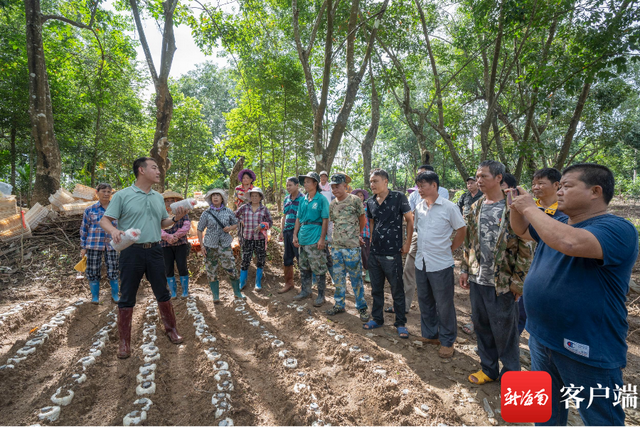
[413,171,466,358]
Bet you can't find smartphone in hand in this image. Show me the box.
[506,188,519,205]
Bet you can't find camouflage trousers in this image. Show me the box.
[204,246,239,282]
[299,244,328,275]
[331,247,367,310]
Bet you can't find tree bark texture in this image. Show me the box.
[130,0,178,192]
[25,0,61,205]
[361,70,379,191]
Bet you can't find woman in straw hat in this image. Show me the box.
[235,187,273,291]
[161,190,192,298]
[198,189,244,301]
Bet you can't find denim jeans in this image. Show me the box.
[528,334,625,426]
[331,247,367,310]
[369,253,406,327]
[470,282,520,379]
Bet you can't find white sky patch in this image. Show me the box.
[104,0,229,98]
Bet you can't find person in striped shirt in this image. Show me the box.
[80,183,119,304]
[278,177,303,294]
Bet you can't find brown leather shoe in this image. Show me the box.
[416,337,441,346]
[438,345,455,358]
[157,300,183,344]
[117,307,134,359]
[279,265,295,294]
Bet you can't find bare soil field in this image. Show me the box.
[1,200,639,426]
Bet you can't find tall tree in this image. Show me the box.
[292,0,390,172]
[24,0,61,204]
[129,0,179,191]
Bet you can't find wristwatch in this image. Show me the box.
[172,216,177,223]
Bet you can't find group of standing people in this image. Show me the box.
[79,155,637,426]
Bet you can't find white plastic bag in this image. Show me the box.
[170,198,196,214]
[110,228,141,252]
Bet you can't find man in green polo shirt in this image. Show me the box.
[100,157,188,359]
[292,171,329,305]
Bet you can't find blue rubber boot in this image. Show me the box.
[89,280,100,304]
[209,281,220,302]
[255,268,263,291]
[231,279,245,299]
[239,270,248,290]
[167,276,177,298]
[109,279,120,303]
[180,276,189,297]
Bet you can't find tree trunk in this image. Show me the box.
[555,79,592,170]
[149,87,173,192]
[130,0,178,192]
[229,156,244,192]
[90,103,102,187]
[10,122,17,190]
[25,0,61,205]
[361,69,379,191]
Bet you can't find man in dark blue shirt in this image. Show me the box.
[510,163,638,426]
[516,168,567,335]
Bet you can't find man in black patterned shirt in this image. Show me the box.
[363,168,413,339]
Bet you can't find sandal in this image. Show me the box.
[384,306,395,313]
[468,370,495,385]
[462,323,474,334]
[397,326,409,339]
[363,320,382,330]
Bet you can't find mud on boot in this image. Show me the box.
[117,307,133,359]
[109,279,120,303]
[209,281,220,303]
[166,276,177,298]
[157,300,183,344]
[293,269,312,300]
[313,273,327,307]
[179,275,189,297]
[231,278,245,299]
[89,280,100,304]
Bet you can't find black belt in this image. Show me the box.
[301,221,323,226]
[131,242,159,249]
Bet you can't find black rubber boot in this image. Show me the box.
[313,274,326,307]
[293,269,312,300]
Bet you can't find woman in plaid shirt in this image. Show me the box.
[80,183,119,304]
[352,189,371,283]
[235,188,273,291]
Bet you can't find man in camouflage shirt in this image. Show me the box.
[460,160,532,385]
[325,173,369,321]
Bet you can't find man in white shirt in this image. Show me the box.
[414,171,466,358]
[389,164,449,315]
